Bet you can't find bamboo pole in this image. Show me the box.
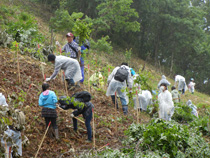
[63,71,68,96]
[92,108,96,148]
[4,140,9,158]
[136,91,139,124]
[115,92,118,133]
[16,44,21,83]
[88,64,90,92]
[35,121,51,158]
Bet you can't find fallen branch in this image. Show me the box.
[97,143,109,151]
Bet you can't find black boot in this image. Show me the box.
[66,79,75,90]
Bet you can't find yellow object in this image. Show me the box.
[89,72,104,86]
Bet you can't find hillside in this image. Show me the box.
[0,0,210,157]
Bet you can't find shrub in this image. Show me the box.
[172,103,195,123]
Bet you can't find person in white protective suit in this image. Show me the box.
[171,86,180,103]
[46,54,82,90]
[158,75,171,89]
[174,75,187,94]
[186,100,198,117]
[106,63,132,115]
[158,83,174,121]
[188,78,196,94]
[133,90,153,111]
[0,93,8,106]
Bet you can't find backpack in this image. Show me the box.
[83,39,90,49]
[14,109,25,131]
[114,67,129,82]
[72,91,91,102]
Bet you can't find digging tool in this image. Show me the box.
[136,91,140,124]
[115,92,118,133]
[35,121,51,158]
[57,106,85,124]
[92,108,96,149]
[16,43,21,83]
[97,143,109,151]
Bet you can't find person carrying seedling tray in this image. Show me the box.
[58,91,94,143]
[46,54,82,90]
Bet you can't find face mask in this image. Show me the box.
[160,86,165,91]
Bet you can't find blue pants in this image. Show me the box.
[80,57,85,83]
[111,95,128,115]
[73,111,92,141]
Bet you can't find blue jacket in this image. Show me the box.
[39,90,58,109]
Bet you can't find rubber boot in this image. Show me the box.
[55,129,59,140]
[66,79,75,90]
[122,105,128,115]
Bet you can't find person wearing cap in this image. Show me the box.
[46,54,82,89]
[62,32,81,61]
[188,78,196,94]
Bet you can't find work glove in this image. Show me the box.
[45,78,51,82]
[78,47,81,51]
[70,113,74,118]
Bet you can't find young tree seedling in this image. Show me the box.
[115,92,118,133]
[16,43,21,83]
[136,90,140,124]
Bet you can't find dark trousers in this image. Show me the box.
[73,112,92,141]
[44,117,57,129]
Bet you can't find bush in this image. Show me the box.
[98,119,210,158]
[172,103,195,123]
[189,116,210,136]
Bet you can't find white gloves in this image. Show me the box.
[46,78,51,82]
[70,114,74,118]
[78,47,81,51]
[55,41,60,47]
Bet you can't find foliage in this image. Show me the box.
[89,36,113,54]
[125,48,132,65]
[0,30,13,47]
[189,116,210,136]
[96,0,140,33]
[172,103,195,123]
[72,17,93,45]
[134,70,153,91]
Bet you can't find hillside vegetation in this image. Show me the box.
[0,0,210,158]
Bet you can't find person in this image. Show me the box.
[106,63,132,115]
[1,108,26,158]
[171,86,180,103]
[62,32,81,61]
[38,83,59,139]
[134,90,152,111]
[158,75,171,89]
[174,75,187,94]
[158,83,174,121]
[186,100,198,117]
[58,91,94,143]
[46,54,82,90]
[0,93,8,106]
[188,78,196,94]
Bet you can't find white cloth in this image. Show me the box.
[175,75,185,82]
[50,56,82,82]
[0,93,8,106]
[188,81,195,93]
[133,90,152,111]
[186,100,198,117]
[106,66,132,101]
[158,90,174,121]
[158,75,171,88]
[1,127,22,157]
